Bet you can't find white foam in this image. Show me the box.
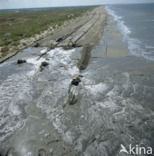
[9,104,21,116]
[27,57,45,69]
[85,83,108,96]
[128,38,154,61]
[40,48,48,54]
[63,131,74,144]
[0,73,31,142]
[105,6,131,41]
[26,57,46,76]
[47,48,79,75]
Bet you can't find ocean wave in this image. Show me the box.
[105,6,131,40]
[105,5,154,61]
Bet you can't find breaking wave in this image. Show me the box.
[105,5,154,61]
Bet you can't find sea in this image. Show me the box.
[106,3,154,61]
[0,4,154,154]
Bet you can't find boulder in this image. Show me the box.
[41,61,49,67]
[33,42,39,47]
[71,77,81,86]
[17,59,26,64]
[40,61,49,71]
[56,37,63,42]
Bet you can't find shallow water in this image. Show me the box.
[0,47,82,155]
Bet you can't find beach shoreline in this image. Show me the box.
[0,6,107,64]
[0,5,154,156]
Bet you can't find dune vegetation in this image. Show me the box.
[0,7,93,57]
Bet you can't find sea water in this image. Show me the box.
[106,3,154,61]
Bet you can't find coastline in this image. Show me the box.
[0,5,154,156]
[0,7,93,64]
[0,25,55,63]
[0,6,108,152]
[80,10,154,155]
[92,13,130,59]
[102,7,154,76]
[0,6,107,64]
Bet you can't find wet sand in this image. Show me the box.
[92,15,130,58]
[38,7,107,48]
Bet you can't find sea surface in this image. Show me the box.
[106,3,154,61]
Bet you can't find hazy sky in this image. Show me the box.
[0,0,154,9]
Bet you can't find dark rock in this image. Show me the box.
[41,61,49,67]
[72,43,76,48]
[17,59,26,64]
[56,37,63,42]
[71,77,81,86]
[40,61,49,71]
[33,43,39,47]
[63,46,73,50]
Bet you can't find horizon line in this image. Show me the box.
[0,2,154,10]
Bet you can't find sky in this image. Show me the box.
[0,0,154,9]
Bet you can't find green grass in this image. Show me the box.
[0,7,94,51]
